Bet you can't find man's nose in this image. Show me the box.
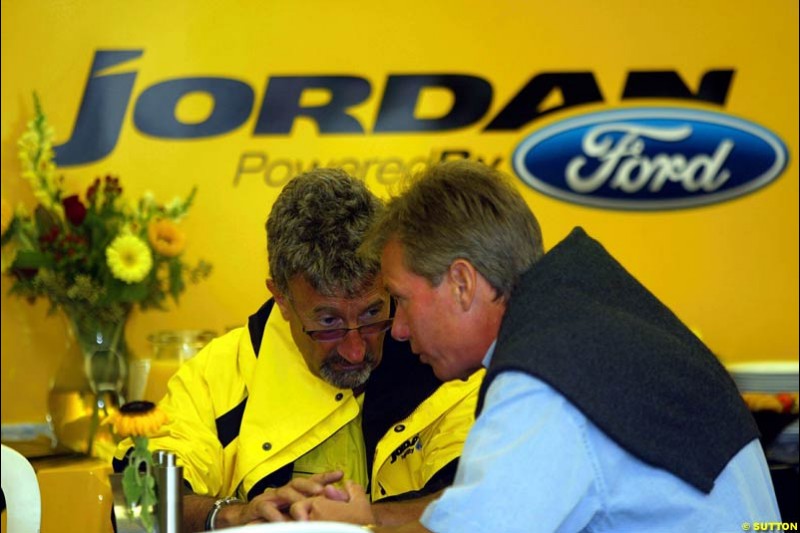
[391,309,410,341]
[337,329,367,363]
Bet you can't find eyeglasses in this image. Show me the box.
[303,318,394,342]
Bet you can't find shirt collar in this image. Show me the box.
[482,339,498,368]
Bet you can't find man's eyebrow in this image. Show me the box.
[310,305,343,316]
[357,298,389,314]
[310,298,387,316]
[366,297,389,309]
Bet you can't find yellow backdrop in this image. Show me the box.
[2,0,798,424]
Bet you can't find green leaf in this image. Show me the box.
[33,205,59,235]
[115,282,149,303]
[139,505,155,533]
[168,259,185,301]
[1,217,19,246]
[122,465,144,506]
[139,475,158,533]
[141,475,157,505]
[12,250,53,269]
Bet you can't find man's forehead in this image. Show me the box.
[289,276,388,313]
[380,239,410,289]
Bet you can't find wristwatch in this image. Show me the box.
[205,496,244,531]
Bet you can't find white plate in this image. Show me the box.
[219,522,368,533]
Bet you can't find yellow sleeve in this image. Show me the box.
[113,332,245,497]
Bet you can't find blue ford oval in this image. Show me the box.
[512,108,788,210]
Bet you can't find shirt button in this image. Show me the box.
[335,393,344,401]
[262,442,272,451]
[394,424,405,432]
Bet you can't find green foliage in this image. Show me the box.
[122,436,158,533]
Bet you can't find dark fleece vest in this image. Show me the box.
[476,227,758,493]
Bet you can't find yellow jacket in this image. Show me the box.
[114,301,483,501]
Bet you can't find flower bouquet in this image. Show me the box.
[1,93,211,456]
[2,93,211,321]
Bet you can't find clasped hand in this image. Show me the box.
[226,470,375,526]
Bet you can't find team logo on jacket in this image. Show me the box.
[512,108,788,210]
[390,435,422,463]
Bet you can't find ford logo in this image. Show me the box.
[512,108,788,210]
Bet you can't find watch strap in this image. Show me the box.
[205,496,244,531]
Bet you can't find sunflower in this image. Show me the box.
[106,401,167,533]
[106,234,153,283]
[147,218,186,257]
[1,198,12,236]
[105,401,168,438]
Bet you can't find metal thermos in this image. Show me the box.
[154,450,183,533]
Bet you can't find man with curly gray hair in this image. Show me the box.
[265,169,386,390]
[114,168,483,531]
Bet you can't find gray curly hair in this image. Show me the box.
[267,168,383,298]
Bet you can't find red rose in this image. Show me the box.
[12,267,38,281]
[63,195,87,226]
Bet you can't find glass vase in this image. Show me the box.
[47,308,130,459]
[109,473,153,533]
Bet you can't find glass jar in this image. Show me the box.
[148,330,217,362]
[142,330,216,403]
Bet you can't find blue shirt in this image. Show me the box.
[421,346,780,533]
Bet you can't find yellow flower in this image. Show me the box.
[105,401,169,438]
[147,218,186,257]
[18,100,60,215]
[1,198,12,236]
[106,234,153,283]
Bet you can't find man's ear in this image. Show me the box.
[266,279,291,320]
[447,259,478,311]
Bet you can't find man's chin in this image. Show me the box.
[430,363,466,383]
[321,365,373,389]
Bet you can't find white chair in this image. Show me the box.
[1,444,42,533]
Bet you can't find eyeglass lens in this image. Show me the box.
[306,319,393,342]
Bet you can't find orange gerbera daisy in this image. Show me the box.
[147,218,186,257]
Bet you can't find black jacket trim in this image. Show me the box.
[247,463,294,500]
[248,299,275,357]
[376,458,459,502]
[216,397,248,448]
